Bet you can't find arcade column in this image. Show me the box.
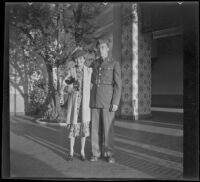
[119,3,152,120]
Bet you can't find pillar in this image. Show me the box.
[120,3,152,120]
[113,3,122,117]
[183,3,199,179]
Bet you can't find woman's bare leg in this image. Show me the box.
[81,137,86,156]
[69,137,75,156]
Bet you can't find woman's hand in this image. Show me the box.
[60,96,64,105]
[73,80,80,91]
[66,84,74,93]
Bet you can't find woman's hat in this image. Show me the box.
[71,47,86,60]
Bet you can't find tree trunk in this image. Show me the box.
[23,56,30,115]
[44,62,62,121]
[24,93,29,115]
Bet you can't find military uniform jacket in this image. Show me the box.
[87,57,122,109]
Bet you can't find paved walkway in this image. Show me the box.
[10,112,183,179]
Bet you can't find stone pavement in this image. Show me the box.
[10,112,183,179]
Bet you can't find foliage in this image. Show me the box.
[9,2,104,119]
[26,78,48,116]
[63,2,105,48]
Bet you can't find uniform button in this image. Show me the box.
[99,73,101,76]
[99,68,101,70]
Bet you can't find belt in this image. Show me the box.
[93,82,113,85]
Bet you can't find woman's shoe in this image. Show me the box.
[80,154,86,161]
[67,154,73,161]
[89,156,99,162]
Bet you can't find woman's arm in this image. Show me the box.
[60,71,72,105]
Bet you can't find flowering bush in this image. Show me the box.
[30,87,47,104]
[27,78,48,116]
[33,78,46,90]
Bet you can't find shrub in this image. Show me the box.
[27,78,48,116]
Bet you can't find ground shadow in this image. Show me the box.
[10,115,183,179]
[10,149,66,178]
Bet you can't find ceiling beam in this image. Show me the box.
[152,26,183,39]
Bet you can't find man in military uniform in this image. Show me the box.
[85,39,122,163]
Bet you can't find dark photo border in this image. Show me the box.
[2,1,199,181]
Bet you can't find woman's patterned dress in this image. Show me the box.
[68,66,90,138]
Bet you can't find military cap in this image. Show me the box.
[71,47,86,60]
[96,38,111,48]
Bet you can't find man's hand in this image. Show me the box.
[67,124,71,129]
[110,104,118,112]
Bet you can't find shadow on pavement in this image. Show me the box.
[150,111,183,125]
[10,115,183,179]
[11,116,93,160]
[10,149,67,178]
[115,150,182,179]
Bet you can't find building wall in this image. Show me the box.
[120,4,133,118]
[10,84,25,114]
[151,35,183,108]
[120,3,152,119]
[94,3,152,119]
[89,3,184,116]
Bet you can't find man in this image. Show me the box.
[85,39,122,163]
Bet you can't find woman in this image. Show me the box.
[60,47,92,161]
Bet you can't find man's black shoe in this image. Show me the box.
[66,154,73,161]
[107,156,115,163]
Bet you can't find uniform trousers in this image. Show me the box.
[91,108,115,157]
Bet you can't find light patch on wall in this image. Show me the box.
[52,67,58,89]
[131,3,139,116]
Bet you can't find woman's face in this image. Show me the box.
[75,56,85,67]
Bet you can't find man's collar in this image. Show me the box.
[102,57,109,61]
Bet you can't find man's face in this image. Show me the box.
[99,43,109,59]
